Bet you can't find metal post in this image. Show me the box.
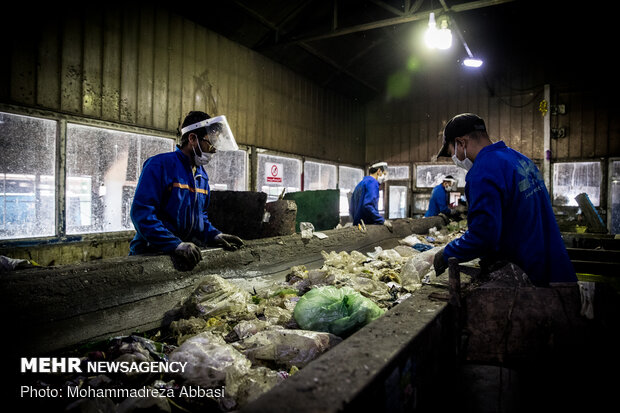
[543,84,551,191]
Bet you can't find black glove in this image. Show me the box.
[433,248,448,275]
[212,233,245,251]
[174,242,202,267]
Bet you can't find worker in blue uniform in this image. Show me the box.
[425,175,457,217]
[349,161,392,230]
[129,111,244,268]
[432,113,577,286]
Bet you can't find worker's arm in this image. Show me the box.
[130,158,183,253]
[361,180,384,224]
[443,174,503,263]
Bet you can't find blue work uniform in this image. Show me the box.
[441,141,577,286]
[425,183,451,217]
[129,148,221,255]
[349,176,384,225]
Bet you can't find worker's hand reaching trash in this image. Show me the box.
[175,242,202,267]
[212,233,245,251]
[433,247,447,275]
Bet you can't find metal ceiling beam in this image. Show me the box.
[232,0,380,93]
[279,0,515,45]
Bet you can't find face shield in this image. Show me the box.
[372,161,388,183]
[180,115,239,151]
[444,178,457,191]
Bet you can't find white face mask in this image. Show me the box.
[377,172,387,184]
[452,143,473,171]
[192,144,214,166]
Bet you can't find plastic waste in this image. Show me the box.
[169,331,251,392]
[300,222,314,239]
[232,328,342,369]
[293,285,385,337]
[183,274,253,320]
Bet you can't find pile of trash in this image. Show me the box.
[49,225,466,412]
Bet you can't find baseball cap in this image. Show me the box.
[436,113,486,158]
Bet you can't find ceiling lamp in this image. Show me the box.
[424,13,452,50]
[463,58,483,67]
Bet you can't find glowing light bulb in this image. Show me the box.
[463,58,483,67]
[425,13,452,50]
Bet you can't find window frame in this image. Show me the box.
[0,106,176,246]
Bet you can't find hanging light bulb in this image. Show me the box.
[463,58,483,67]
[425,13,452,50]
[424,12,438,49]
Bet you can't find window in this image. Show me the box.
[257,153,301,202]
[389,185,408,218]
[387,165,410,181]
[66,124,173,234]
[338,165,364,216]
[415,164,466,189]
[412,193,431,215]
[387,165,410,219]
[553,162,601,207]
[204,150,248,191]
[609,160,620,234]
[304,161,337,190]
[0,112,56,239]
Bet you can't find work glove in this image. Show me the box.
[433,248,448,276]
[212,233,245,251]
[383,219,393,232]
[174,242,202,267]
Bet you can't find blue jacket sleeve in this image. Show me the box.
[130,158,182,253]
[443,173,503,263]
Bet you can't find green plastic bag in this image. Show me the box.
[293,286,385,337]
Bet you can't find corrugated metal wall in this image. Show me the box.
[2,5,365,165]
[366,68,620,164]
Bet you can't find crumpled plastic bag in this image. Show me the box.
[232,328,342,369]
[169,332,251,393]
[400,247,440,286]
[293,285,385,337]
[233,366,289,407]
[184,274,254,320]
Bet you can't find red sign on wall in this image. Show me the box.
[265,163,283,183]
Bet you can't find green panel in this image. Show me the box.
[284,189,340,232]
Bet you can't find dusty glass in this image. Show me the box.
[553,162,601,206]
[204,150,247,191]
[415,164,466,188]
[257,153,301,202]
[389,185,408,218]
[66,124,173,234]
[304,161,337,190]
[0,112,56,239]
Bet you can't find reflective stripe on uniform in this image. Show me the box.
[172,182,209,194]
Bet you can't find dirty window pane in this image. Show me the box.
[66,124,173,234]
[258,154,301,202]
[0,112,56,239]
[304,161,336,190]
[609,160,620,234]
[338,165,364,216]
[416,164,466,188]
[387,165,410,181]
[204,150,247,191]
[389,185,408,219]
[553,162,601,206]
[412,193,431,215]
